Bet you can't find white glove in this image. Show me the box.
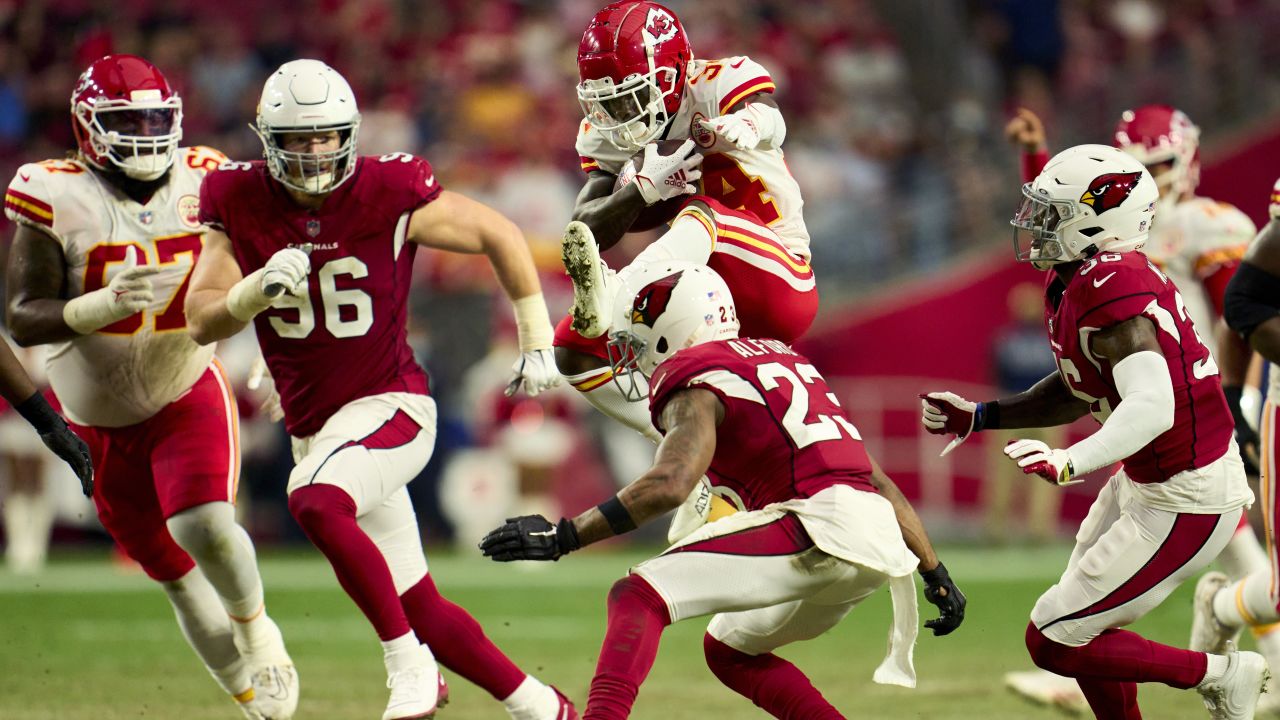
[634,138,703,205]
[920,391,979,457]
[63,245,160,333]
[261,246,311,297]
[700,111,762,151]
[247,356,284,422]
[505,348,562,398]
[1003,439,1081,486]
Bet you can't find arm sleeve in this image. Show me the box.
[1066,350,1175,475]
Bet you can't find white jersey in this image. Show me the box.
[576,55,811,259]
[3,147,227,427]
[1143,196,1254,355]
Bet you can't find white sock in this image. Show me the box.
[382,632,429,675]
[162,569,246,695]
[1200,653,1231,686]
[1217,524,1269,579]
[1214,572,1280,628]
[4,487,53,573]
[632,207,716,266]
[501,675,557,720]
[565,368,662,444]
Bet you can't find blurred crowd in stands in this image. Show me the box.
[1,0,1278,559]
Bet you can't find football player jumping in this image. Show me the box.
[553,2,818,486]
[483,263,966,719]
[4,55,297,719]
[185,60,573,720]
[924,145,1265,719]
[1005,105,1275,714]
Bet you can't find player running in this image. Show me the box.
[483,262,965,719]
[554,1,818,457]
[4,54,296,719]
[185,59,574,720]
[923,145,1265,719]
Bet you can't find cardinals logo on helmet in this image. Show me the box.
[644,7,678,46]
[631,270,684,326]
[1080,172,1143,215]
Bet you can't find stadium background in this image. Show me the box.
[2,1,1280,717]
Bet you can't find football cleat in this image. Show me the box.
[552,685,579,720]
[1192,572,1242,654]
[382,645,440,720]
[1004,670,1088,715]
[1198,650,1269,719]
[232,687,266,720]
[251,663,299,719]
[562,221,616,339]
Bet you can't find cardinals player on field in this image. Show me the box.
[4,55,296,719]
[553,2,817,486]
[483,263,965,719]
[1005,106,1274,713]
[924,145,1264,719]
[185,60,574,720]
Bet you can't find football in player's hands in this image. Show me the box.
[615,139,702,230]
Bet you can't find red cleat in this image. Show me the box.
[552,686,578,720]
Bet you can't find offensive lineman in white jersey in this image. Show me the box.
[3,54,297,719]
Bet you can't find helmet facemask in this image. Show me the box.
[605,328,651,402]
[1012,183,1081,269]
[578,66,677,153]
[76,96,183,181]
[255,121,360,195]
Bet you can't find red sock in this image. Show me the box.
[703,634,844,719]
[400,574,526,699]
[1077,677,1141,720]
[584,575,671,720]
[1025,622,1206,689]
[288,484,410,641]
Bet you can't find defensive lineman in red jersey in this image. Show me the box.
[185,60,575,720]
[923,145,1265,719]
[5,55,296,719]
[482,263,966,719]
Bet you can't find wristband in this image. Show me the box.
[920,561,950,586]
[555,518,582,554]
[512,292,554,352]
[15,391,63,434]
[597,495,638,535]
[979,401,1000,431]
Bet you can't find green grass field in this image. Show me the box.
[0,544,1219,719]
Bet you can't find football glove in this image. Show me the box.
[920,562,966,636]
[1004,439,1080,486]
[479,515,581,562]
[63,245,160,333]
[261,246,311,298]
[15,392,93,497]
[1223,386,1260,476]
[634,139,703,206]
[920,392,983,456]
[505,348,562,398]
[700,111,762,151]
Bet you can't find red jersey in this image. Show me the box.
[1045,250,1233,483]
[648,338,875,511]
[199,155,440,437]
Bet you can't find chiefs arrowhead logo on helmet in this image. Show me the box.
[631,270,684,326]
[644,7,679,46]
[1080,172,1143,215]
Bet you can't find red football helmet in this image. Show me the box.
[577,1,693,152]
[71,54,183,181]
[1112,104,1200,202]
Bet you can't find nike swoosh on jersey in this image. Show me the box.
[1092,272,1117,288]
[424,174,435,187]
[18,172,29,182]
[730,58,746,68]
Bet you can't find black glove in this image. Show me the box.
[1224,386,1260,476]
[479,515,581,562]
[16,392,94,497]
[920,562,966,636]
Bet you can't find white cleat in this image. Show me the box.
[382,645,440,720]
[1198,650,1270,719]
[562,220,615,339]
[1192,572,1242,654]
[251,663,299,719]
[1004,669,1088,715]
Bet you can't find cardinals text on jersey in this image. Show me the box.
[4,146,227,427]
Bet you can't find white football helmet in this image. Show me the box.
[606,262,739,400]
[1012,144,1158,269]
[254,60,361,195]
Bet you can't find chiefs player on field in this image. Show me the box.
[483,263,966,720]
[4,55,296,719]
[185,60,573,720]
[924,145,1264,719]
[1004,106,1274,714]
[553,2,818,522]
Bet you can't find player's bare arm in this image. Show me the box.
[570,170,646,252]
[479,387,720,561]
[6,224,77,346]
[0,338,37,404]
[184,229,249,345]
[922,369,1088,456]
[1227,221,1280,363]
[866,454,937,571]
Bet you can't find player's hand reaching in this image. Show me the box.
[1004,108,1047,154]
[634,138,703,206]
[261,246,311,297]
[42,425,94,497]
[1004,439,1080,486]
[479,515,581,562]
[920,392,984,456]
[920,562,966,636]
[700,110,762,151]
[505,348,562,398]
